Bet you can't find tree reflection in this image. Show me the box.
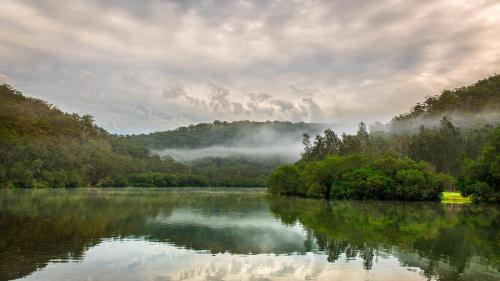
[0,189,498,281]
[268,197,499,280]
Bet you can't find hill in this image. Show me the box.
[395,75,499,121]
[2,74,498,191]
[270,75,499,202]
[389,74,500,131]
[0,84,188,188]
[127,120,325,149]
[122,120,326,187]
[0,85,318,188]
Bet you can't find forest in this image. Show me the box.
[0,84,319,188]
[126,120,323,149]
[1,75,499,203]
[269,75,500,203]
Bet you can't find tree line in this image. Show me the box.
[126,119,324,149]
[269,75,500,203]
[0,84,275,188]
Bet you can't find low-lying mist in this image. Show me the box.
[149,111,499,163]
[150,123,327,163]
[374,111,500,134]
[152,143,304,162]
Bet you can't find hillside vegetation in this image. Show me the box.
[2,74,499,195]
[269,75,500,202]
[126,120,324,149]
[393,75,500,123]
[0,85,318,188]
[0,85,201,188]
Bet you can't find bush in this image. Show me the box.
[268,165,300,195]
[306,182,327,198]
[458,130,499,203]
[269,155,445,201]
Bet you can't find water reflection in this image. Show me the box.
[269,197,499,280]
[0,188,498,281]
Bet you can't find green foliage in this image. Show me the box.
[458,128,500,203]
[0,84,189,188]
[300,75,500,178]
[269,155,445,201]
[0,85,279,188]
[302,118,496,178]
[126,120,323,149]
[189,157,276,187]
[289,76,499,202]
[126,172,209,187]
[122,120,324,187]
[2,74,499,190]
[268,165,300,195]
[393,74,500,122]
[332,167,396,200]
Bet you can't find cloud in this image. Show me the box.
[0,73,10,84]
[270,99,296,113]
[0,0,498,133]
[302,98,325,122]
[162,83,186,100]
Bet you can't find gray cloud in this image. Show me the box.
[270,99,295,113]
[0,0,499,134]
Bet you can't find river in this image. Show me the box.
[0,188,498,281]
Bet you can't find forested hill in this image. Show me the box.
[125,120,325,149]
[389,74,500,130]
[270,75,499,203]
[129,75,500,151]
[2,74,499,190]
[0,85,108,140]
[0,85,320,187]
[0,84,189,188]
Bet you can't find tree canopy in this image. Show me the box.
[269,75,500,202]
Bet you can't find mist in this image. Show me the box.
[150,123,329,163]
[149,110,499,163]
[152,143,304,162]
[372,110,500,134]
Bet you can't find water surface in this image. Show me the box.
[0,188,498,281]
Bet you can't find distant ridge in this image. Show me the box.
[126,120,326,149]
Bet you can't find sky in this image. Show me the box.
[0,0,499,134]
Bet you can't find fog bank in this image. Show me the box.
[152,143,304,163]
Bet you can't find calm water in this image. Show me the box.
[0,188,498,281]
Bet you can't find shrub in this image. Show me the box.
[268,165,300,195]
[269,155,444,201]
[458,131,499,203]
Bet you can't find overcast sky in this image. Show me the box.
[1,0,499,134]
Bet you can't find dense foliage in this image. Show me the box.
[0,84,200,188]
[393,74,500,122]
[302,119,497,176]
[270,75,500,202]
[188,157,278,187]
[458,129,500,203]
[2,74,499,191]
[268,155,445,200]
[297,122,499,201]
[123,120,324,186]
[0,85,303,188]
[126,120,323,149]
